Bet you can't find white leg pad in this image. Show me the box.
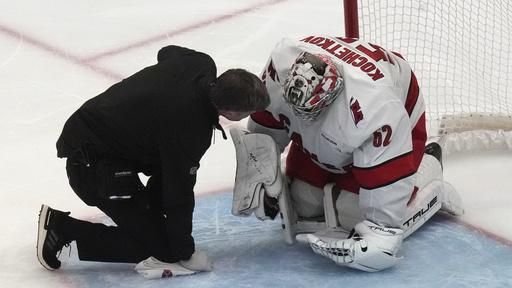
[336,188,365,232]
[401,179,444,238]
[441,182,465,216]
[402,155,465,238]
[295,183,352,244]
[290,178,325,218]
[279,175,328,244]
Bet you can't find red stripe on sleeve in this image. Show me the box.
[250,111,284,129]
[352,152,416,190]
[404,71,420,116]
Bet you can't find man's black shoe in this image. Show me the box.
[37,205,71,270]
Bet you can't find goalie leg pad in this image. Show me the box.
[289,178,325,218]
[402,179,443,238]
[335,188,365,231]
[402,154,465,238]
[441,182,464,216]
[230,128,283,217]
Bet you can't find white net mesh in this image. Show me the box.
[357,0,512,146]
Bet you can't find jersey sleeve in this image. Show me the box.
[246,39,300,153]
[247,114,290,153]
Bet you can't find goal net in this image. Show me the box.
[350,0,512,154]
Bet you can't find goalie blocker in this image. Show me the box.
[230,127,298,243]
[230,127,283,218]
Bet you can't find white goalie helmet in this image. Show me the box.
[283,52,344,122]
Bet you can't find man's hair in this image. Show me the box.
[210,69,270,112]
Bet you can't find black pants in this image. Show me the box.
[64,158,177,263]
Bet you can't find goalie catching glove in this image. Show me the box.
[134,251,213,279]
[307,220,404,272]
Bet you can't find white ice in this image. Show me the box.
[1,1,512,287]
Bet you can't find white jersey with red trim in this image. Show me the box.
[251,36,426,227]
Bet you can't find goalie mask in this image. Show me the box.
[283,52,344,122]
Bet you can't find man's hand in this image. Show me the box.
[135,251,213,279]
[180,251,213,272]
[135,257,197,279]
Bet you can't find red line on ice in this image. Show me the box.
[83,0,288,63]
[0,0,287,82]
[448,217,512,247]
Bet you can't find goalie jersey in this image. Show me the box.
[249,36,426,228]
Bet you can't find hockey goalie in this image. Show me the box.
[230,36,464,272]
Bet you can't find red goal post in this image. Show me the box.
[344,0,512,154]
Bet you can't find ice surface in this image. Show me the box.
[1,1,511,287]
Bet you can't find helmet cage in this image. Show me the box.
[283,52,343,122]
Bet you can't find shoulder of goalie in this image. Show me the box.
[307,220,404,272]
[135,251,213,279]
[229,127,283,220]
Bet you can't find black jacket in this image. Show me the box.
[56,45,220,261]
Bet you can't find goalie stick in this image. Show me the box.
[277,180,295,244]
